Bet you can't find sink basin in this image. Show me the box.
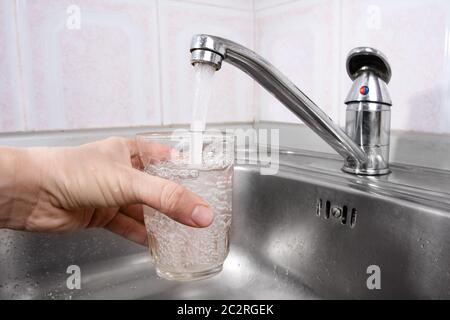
[1,149,449,299]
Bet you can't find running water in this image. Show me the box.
[190,63,216,165]
[141,63,232,281]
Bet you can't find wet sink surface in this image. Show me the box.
[1,150,450,299]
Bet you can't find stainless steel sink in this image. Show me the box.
[1,149,449,299]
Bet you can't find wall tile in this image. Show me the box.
[3,0,449,137]
[254,0,295,11]
[341,0,450,134]
[0,0,26,132]
[176,0,253,11]
[17,0,161,131]
[158,0,254,125]
[255,0,342,124]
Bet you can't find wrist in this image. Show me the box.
[0,147,42,229]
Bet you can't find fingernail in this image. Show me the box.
[191,206,214,227]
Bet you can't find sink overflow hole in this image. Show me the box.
[316,199,357,229]
[325,200,331,219]
[350,208,357,228]
[342,206,348,225]
[316,199,322,216]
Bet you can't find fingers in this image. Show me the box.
[120,204,144,222]
[104,212,148,246]
[112,137,213,228]
[127,168,214,228]
[85,207,118,228]
[129,137,173,169]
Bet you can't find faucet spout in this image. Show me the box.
[190,34,393,175]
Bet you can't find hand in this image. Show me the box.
[0,137,214,245]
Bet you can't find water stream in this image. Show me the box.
[190,63,216,165]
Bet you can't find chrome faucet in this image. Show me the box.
[190,34,392,175]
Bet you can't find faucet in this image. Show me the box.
[190,34,393,176]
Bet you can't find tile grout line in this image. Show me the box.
[155,0,165,126]
[442,24,450,133]
[337,0,345,128]
[254,0,300,12]
[251,0,259,126]
[12,0,29,131]
[168,0,253,12]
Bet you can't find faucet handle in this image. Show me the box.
[344,47,392,106]
[343,47,392,175]
[346,47,392,84]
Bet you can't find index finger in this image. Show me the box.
[127,138,174,170]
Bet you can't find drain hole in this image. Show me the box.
[350,208,357,228]
[316,199,322,216]
[341,206,348,225]
[325,200,331,219]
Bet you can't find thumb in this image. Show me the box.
[125,168,214,228]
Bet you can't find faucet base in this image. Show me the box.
[342,166,391,176]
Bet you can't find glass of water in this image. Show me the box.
[135,130,234,281]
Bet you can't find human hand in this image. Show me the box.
[0,137,214,245]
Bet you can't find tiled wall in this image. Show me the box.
[255,0,341,124]
[0,0,254,132]
[158,0,254,125]
[0,1,25,132]
[256,0,450,134]
[1,0,449,134]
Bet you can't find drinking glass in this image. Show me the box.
[135,130,234,281]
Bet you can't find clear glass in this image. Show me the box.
[135,131,234,281]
